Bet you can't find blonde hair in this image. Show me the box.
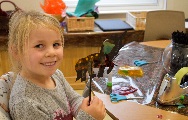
[8,10,64,75]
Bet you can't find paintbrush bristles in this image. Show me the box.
[172,31,188,45]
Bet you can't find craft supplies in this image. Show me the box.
[158,31,188,105]
[75,32,126,82]
[118,66,143,77]
[133,60,158,67]
[163,31,188,76]
[172,31,188,45]
[112,85,138,95]
[66,0,99,17]
[174,67,188,86]
[88,61,93,105]
[103,67,113,87]
[110,93,143,102]
[107,71,112,87]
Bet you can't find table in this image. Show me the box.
[140,40,171,48]
[93,40,188,120]
[94,91,188,120]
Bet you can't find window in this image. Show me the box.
[64,0,166,14]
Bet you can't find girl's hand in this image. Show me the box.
[80,96,106,120]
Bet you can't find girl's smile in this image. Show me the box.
[41,61,56,66]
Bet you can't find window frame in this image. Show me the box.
[64,0,167,14]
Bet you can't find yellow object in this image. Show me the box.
[118,66,143,77]
[174,67,188,85]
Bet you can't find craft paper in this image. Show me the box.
[67,0,99,17]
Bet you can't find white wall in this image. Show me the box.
[99,0,188,20]
[1,0,43,11]
[1,0,188,19]
[167,0,188,18]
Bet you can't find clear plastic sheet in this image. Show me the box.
[84,41,188,116]
[112,41,166,105]
[87,41,165,104]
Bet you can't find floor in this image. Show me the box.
[75,90,113,120]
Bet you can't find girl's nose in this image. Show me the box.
[45,47,56,57]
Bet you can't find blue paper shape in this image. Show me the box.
[134,60,148,66]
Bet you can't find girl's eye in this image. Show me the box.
[53,43,62,47]
[35,44,43,48]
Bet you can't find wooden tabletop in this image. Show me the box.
[140,40,171,48]
[93,40,188,120]
[94,91,188,120]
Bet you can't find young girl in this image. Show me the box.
[8,10,106,120]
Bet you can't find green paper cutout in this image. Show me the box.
[74,0,99,17]
[103,42,115,54]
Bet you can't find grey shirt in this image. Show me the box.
[9,69,95,120]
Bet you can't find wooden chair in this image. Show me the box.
[144,10,186,41]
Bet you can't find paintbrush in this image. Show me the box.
[88,61,93,105]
